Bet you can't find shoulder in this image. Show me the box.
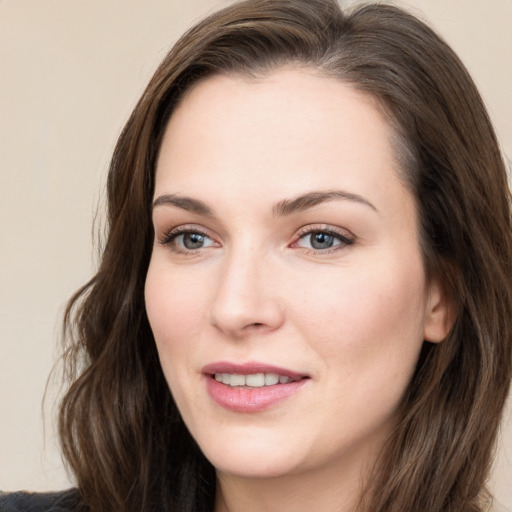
[0,489,82,512]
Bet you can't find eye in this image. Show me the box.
[293,227,355,252]
[175,232,215,249]
[159,227,218,252]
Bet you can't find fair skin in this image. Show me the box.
[145,68,451,512]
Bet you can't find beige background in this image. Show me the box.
[1,0,511,506]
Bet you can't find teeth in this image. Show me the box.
[245,373,265,387]
[230,374,246,387]
[265,373,279,385]
[213,372,295,387]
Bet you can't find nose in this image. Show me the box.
[208,249,285,338]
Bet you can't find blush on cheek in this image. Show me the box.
[146,265,199,333]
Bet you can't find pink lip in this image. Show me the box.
[202,361,309,413]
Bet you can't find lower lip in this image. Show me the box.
[205,376,308,413]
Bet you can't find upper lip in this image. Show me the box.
[201,361,308,379]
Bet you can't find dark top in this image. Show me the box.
[0,490,82,512]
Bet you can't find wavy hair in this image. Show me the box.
[59,1,512,511]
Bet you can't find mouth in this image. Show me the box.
[202,361,310,412]
[212,372,302,388]
[202,361,308,384]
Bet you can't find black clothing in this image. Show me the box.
[0,489,82,512]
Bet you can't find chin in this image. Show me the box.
[210,454,302,480]
[195,429,309,479]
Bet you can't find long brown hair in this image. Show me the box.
[59,1,512,511]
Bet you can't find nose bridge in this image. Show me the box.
[209,241,283,336]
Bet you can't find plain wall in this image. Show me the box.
[1,0,511,506]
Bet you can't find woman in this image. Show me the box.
[2,0,511,510]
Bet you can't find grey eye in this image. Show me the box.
[309,232,337,249]
[173,232,216,250]
[181,233,207,249]
[294,228,354,252]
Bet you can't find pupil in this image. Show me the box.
[184,233,204,249]
[311,232,334,249]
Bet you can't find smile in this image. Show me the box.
[202,362,310,412]
[213,373,300,387]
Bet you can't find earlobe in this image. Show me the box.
[423,279,456,343]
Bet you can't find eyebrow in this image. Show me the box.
[152,194,213,215]
[272,190,378,217]
[152,189,377,216]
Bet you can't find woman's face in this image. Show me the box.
[145,68,449,481]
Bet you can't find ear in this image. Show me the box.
[423,279,456,343]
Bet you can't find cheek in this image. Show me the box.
[289,256,427,378]
[145,261,214,423]
[298,262,427,429]
[144,261,209,370]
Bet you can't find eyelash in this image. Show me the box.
[159,225,214,254]
[292,225,355,254]
[158,225,355,255]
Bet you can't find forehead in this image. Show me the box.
[163,68,389,152]
[154,68,410,219]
